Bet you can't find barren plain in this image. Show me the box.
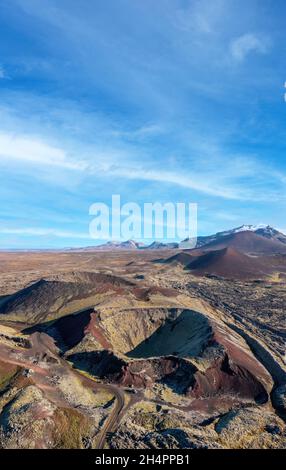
[0,240,285,449]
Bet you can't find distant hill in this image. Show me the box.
[186,247,269,279]
[146,241,179,250]
[71,240,145,251]
[68,239,179,251]
[182,225,286,250]
[194,231,286,255]
[160,251,198,267]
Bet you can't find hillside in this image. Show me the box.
[196,231,286,255]
[0,272,135,322]
[186,247,268,279]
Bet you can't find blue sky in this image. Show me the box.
[0,0,286,248]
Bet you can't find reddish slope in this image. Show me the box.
[0,272,135,322]
[66,308,272,404]
[197,230,286,255]
[187,247,268,279]
[162,252,197,267]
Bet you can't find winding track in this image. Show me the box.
[95,383,125,449]
[72,369,125,449]
[29,332,127,449]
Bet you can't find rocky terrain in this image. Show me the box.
[0,225,285,449]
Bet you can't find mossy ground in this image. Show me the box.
[53,407,91,449]
[0,362,19,391]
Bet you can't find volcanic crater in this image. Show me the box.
[55,306,273,405]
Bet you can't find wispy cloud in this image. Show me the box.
[105,160,286,203]
[105,166,242,200]
[0,126,284,203]
[0,227,90,239]
[0,132,87,170]
[230,33,270,62]
[0,0,285,246]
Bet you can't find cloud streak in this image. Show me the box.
[230,33,270,62]
[0,132,87,170]
[0,0,285,247]
[0,125,284,203]
[0,227,90,239]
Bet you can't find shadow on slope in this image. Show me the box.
[127,309,212,359]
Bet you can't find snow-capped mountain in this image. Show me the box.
[222,224,268,234]
[254,226,286,244]
[182,225,286,249]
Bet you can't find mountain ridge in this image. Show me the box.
[67,225,286,252]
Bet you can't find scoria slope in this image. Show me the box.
[186,247,269,279]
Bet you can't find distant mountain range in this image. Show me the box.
[96,240,145,250]
[73,240,180,251]
[71,224,286,253]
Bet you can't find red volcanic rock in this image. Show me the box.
[26,308,113,351]
[84,311,112,350]
[190,354,268,402]
[132,286,178,301]
[119,356,192,388]
[62,307,273,407]
[119,365,152,388]
[188,318,272,402]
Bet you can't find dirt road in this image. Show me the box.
[29,332,127,449]
[96,383,125,449]
[72,369,125,448]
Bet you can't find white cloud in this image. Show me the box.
[0,121,284,204]
[0,131,283,202]
[230,33,270,62]
[0,132,87,170]
[107,166,240,199]
[0,67,6,79]
[0,227,90,238]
